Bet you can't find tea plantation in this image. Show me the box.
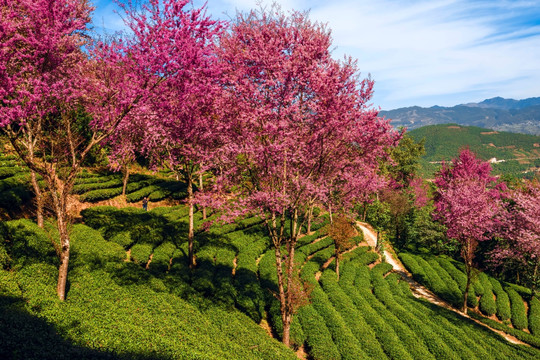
[2,202,540,359]
[399,251,540,348]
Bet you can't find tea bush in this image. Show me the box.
[507,288,529,330]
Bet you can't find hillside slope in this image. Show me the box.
[380,97,540,135]
[408,124,540,177]
[2,207,540,359]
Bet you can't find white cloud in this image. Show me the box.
[92,0,540,109]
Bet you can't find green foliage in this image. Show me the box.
[130,243,153,266]
[322,268,412,360]
[507,288,529,330]
[79,187,123,202]
[297,305,341,360]
[148,241,176,273]
[310,285,368,359]
[489,277,512,321]
[0,220,57,269]
[126,185,162,202]
[109,232,132,249]
[70,224,125,267]
[386,132,425,185]
[409,124,540,178]
[529,296,540,336]
[469,311,540,349]
[478,272,497,317]
[72,177,120,193]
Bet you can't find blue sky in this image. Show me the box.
[91,0,540,110]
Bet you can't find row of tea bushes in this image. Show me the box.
[291,247,540,360]
[0,217,298,360]
[399,251,540,344]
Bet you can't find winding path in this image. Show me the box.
[356,222,528,346]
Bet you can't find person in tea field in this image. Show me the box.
[142,197,148,211]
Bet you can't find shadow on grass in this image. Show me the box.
[0,295,174,360]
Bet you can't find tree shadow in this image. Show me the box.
[0,295,173,360]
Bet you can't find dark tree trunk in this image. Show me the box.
[306,203,313,234]
[461,238,477,314]
[187,175,195,268]
[336,255,340,280]
[30,170,44,228]
[199,171,206,220]
[49,177,71,301]
[463,266,471,314]
[122,163,130,197]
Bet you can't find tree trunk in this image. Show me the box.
[329,204,333,224]
[122,163,130,197]
[362,203,367,222]
[463,265,471,314]
[56,212,70,301]
[187,175,195,268]
[336,255,340,280]
[30,170,44,228]
[273,243,290,346]
[199,171,206,220]
[306,203,313,234]
[49,177,71,301]
[532,262,539,300]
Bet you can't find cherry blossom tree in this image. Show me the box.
[0,0,219,300]
[433,149,505,313]
[491,180,540,297]
[105,0,224,268]
[209,7,398,346]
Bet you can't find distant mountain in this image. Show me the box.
[407,124,540,178]
[380,97,540,135]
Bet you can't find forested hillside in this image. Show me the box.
[408,124,540,178]
[381,97,540,135]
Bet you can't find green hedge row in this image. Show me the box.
[126,185,162,202]
[212,246,237,306]
[507,288,529,330]
[310,285,368,360]
[72,178,123,194]
[70,225,125,267]
[489,277,511,321]
[345,263,426,359]
[369,270,445,359]
[130,243,153,266]
[109,232,132,249]
[297,304,341,360]
[468,311,540,349]
[148,241,176,273]
[320,269,406,360]
[402,253,483,308]
[232,232,268,323]
[529,296,540,336]
[0,173,30,192]
[426,258,463,308]
[380,272,492,359]
[295,236,333,265]
[79,187,123,202]
[73,174,113,186]
[0,166,25,179]
[478,272,497,317]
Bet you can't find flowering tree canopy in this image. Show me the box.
[209,7,399,346]
[102,0,224,268]
[434,148,505,312]
[491,180,540,296]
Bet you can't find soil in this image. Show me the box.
[67,194,181,220]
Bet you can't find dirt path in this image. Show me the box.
[356,222,528,346]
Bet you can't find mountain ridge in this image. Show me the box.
[380,97,540,135]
